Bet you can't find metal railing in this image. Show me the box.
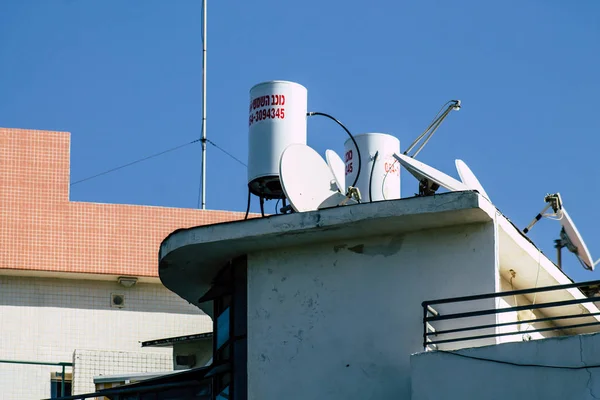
[0,359,73,396]
[422,279,600,351]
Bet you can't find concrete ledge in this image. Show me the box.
[410,331,600,400]
[159,191,494,315]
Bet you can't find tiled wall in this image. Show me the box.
[0,275,212,399]
[0,127,249,277]
[73,349,173,395]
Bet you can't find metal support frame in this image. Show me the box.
[0,359,73,396]
[522,192,563,234]
[403,100,461,158]
[555,238,564,270]
[422,278,600,350]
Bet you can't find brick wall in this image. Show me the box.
[0,127,247,277]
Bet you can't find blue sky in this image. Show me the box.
[1,0,599,281]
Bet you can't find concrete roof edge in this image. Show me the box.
[159,191,491,262]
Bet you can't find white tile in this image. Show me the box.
[0,275,212,398]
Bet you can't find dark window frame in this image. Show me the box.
[203,256,247,400]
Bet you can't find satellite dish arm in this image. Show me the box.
[523,203,553,234]
[403,100,461,158]
[523,193,563,234]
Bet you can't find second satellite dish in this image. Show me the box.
[325,149,346,194]
[393,153,469,196]
[455,159,491,202]
[559,207,594,271]
[523,192,596,271]
[280,144,357,213]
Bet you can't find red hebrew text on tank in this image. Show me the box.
[248,94,286,127]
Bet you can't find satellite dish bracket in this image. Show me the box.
[418,179,440,196]
[523,193,563,234]
[403,100,461,158]
[554,227,578,270]
[343,187,362,204]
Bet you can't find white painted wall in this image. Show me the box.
[411,331,600,400]
[73,349,172,395]
[0,275,211,399]
[495,276,559,344]
[247,222,498,399]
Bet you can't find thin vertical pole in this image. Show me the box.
[61,364,65,396]
[556,240,563,270]
[200,0,208,209]
[422,304,428,351]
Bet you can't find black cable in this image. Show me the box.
[70,137,244,189]
[207,139,247,167]
[70,139,201,186]
[307,112,361,188]
[439,350,600,370]
[244,188,251,220]
[369,151,379,203]
[199,139,245,207]
[275,199,281,214]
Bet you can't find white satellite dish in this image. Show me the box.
[559,207,595,271]
[280,144,358,212]
[393,153,469,195]
[523,193,597,271]
[455,159,491,202]
[325,149,346,193]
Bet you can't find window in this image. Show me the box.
[216,385,230,400]
[216,306,231,350]
[200,256,247,400]
[50,372,72,398]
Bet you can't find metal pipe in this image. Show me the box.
[426,295,600,322]
[422,278,600,307]
[61,364,66,397]
[426,305,439,317]
[422,301,428,351]
[556,239,563,270]
[403,100,460,158]
[428,320,600,346]
[200,0,208,209]
[427,310,600,337]
[410,107,452,158]
[523,203,552,234]
[43,381,202,400]
[0,359,72,367]
[0,359,72,396]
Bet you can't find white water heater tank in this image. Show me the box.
[247,80,308,199]
[344,133,400,201]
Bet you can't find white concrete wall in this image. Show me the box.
[247,222,497,400]
[411,331,600,400]
[73,349,172,394]
[0,275,211,399]
[495,277,559,344]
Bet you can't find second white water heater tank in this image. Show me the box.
[247,80,307,199]
[344,133,400,201]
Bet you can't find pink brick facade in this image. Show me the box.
[0,127,246,278]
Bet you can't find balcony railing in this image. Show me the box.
[422,279,600,351]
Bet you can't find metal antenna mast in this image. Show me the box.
[200,0,208,209]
